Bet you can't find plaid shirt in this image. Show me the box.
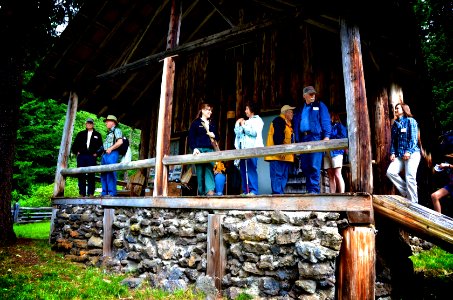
[390,116,420,157]
[103,127,123,149]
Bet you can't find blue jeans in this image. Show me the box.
[386,151,421,202]
[240,158,259,194]
[300,152,323,193]
[269,160,291,194]
[101,151,119,196]
[299,134,323,194]
[215,173,226,195]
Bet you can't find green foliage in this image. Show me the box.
[15,92,67,194]
[414,0,453,131]
[19,184,54,207]
[18,178,80,207]
[411,246,453,277]
[235,292,254,300]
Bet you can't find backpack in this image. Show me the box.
[113,130,130,156]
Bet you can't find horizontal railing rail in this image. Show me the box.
[60,139,348,176]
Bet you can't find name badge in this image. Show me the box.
[401,128,407,133]
[313,107,319,111]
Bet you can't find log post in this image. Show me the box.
[154,0,182,196]
[207,214,226,295]
[338,18,375,299]
[338,226,376,300]
[53,92,78,197]
[103,208,115,257]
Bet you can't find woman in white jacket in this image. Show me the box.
[234,102,264,195]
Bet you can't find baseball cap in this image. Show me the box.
[281,105,296,113]
[86,118,94,123]
[303,86,317,94]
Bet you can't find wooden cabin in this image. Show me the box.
[29,1,453,299]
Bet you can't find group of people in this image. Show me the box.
[189,86,348,196]
[74,96,452,215]
[71,115,124,197]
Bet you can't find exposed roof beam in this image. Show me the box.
[97,17,287,80]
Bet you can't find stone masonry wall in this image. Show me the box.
[50,205,345,299]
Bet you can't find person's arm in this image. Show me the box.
[340,123,347,139]
[234,118,244,135]
[389,123,396,155]
[71,132,80,155]
[320,102,331,140]
[440,162,453,169]
[242,118,263,137]
[406,118,419,154]
[188,120,198,152]
[272,117,286,145]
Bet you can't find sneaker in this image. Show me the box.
[247,192,256,196]
[206,190,215,196]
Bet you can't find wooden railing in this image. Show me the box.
[11,204,53,224]
[60,138,348,177]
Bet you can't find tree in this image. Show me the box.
[414,0,453,131]
[0,0,83,246]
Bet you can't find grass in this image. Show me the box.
[0,222,208,300]
[410,246,453,278]
[14,222,52,239]
[5,222,453,299]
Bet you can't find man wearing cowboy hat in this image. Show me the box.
[101,115,123,196]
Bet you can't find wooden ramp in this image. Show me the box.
[373,195,453,251]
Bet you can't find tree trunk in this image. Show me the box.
[0,53,22,246]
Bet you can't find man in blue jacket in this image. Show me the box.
[293,86,331,193]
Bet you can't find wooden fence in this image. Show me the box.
[11,203,53,224]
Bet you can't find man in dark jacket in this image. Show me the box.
[71,118,103,197]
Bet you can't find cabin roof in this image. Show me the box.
[29,0,421,129]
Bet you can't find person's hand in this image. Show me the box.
[193,148,200,155]
[236,118,245,126]
[403,152,410,160]
[440,162,450,169]
[390,154,395,161]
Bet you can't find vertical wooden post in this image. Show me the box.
[338,226,376,300]
[340,19,372,194]
[339,18,375,299]
[207,214,226,295]
[153,0,182,196]
[103,208,115,257]
[53,92,78,197]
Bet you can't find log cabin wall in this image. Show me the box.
[168,23,346,155]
